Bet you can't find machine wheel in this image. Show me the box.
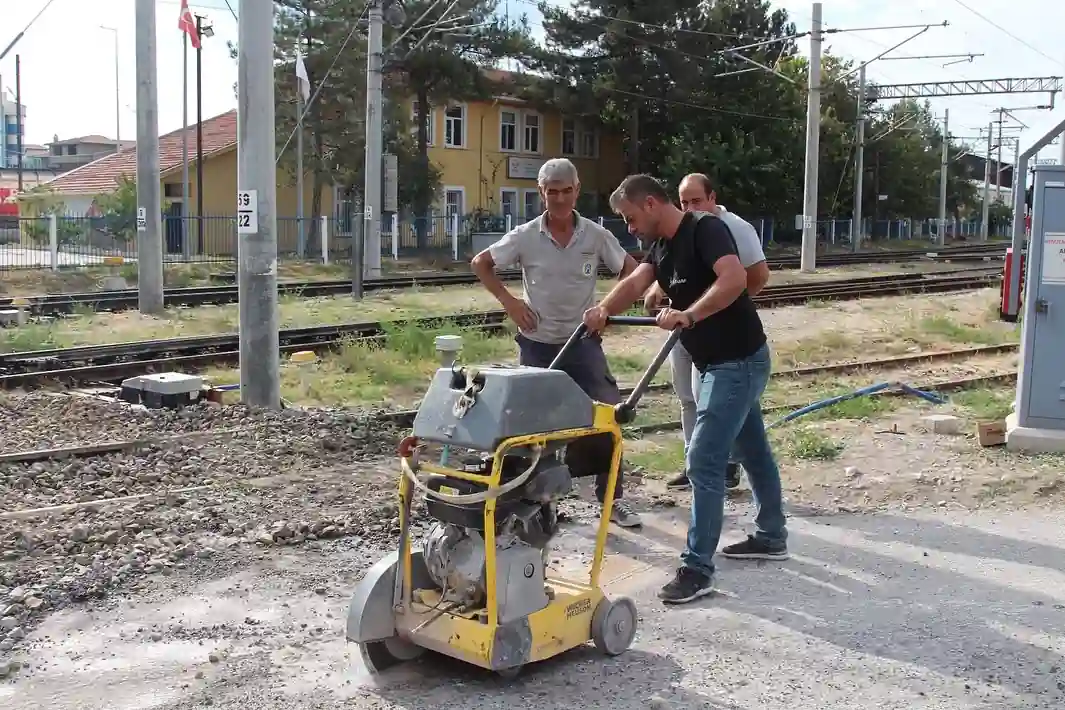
[358,636,425,673]
[591,596,638,656]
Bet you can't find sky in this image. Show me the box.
[3,0,1065,167]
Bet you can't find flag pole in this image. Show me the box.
[296,47,306,259]
[181,32,191,260]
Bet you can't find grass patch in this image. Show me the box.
[206,322,516,406]
[950,387,1014,421]
[774,329,859,368]
[624,439,685,477]
[914,315,1008,346]
[776,426,842,460]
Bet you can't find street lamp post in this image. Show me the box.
[99,26,120,149]
[194,15,214,252]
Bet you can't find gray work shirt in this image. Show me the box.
[699,205,766,268]
[488,211,629,344]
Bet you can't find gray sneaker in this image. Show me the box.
[609,501,643,528]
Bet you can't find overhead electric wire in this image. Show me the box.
[950,0,1060,66]
[1,0,60,62]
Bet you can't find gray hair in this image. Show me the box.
[609,174,671,212]
[537,158,579,187]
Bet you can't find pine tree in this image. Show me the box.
[384,0,536,247]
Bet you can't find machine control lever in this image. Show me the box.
[549,316,681,424]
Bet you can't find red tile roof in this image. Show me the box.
[39,110,238,196]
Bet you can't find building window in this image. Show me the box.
[444,187,465,236]
[580,125,599,158]
[522,113,540,154]
[500,188,518,221]
[51,145,62,156]
[522,188,542,219]
[411,101,435,146]
[500,110,517,152]
[67,145,78,156]
[561,119,576,156]
[444,104,466,148]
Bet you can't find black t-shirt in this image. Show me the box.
[642,212,767,370]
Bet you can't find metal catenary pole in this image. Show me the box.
[236,0,281,408]
[981,123,992,240]
[134,0,164,313]
[362,0,384,283]
[851,63,865,253]
[938,108,949,246]
[799,1,823,273]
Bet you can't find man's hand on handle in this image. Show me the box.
[582,305,609,334]
[655,308,693,331]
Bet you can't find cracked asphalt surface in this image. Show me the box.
[3,502,1063,710]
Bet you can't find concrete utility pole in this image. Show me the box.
[134,0,164,314]
[851,64,866,253]
[938,109,949,246]
[236,0,281,408]
[981,122,992,240]
[362,0,384,282]
[995,109,1004,201]
[799,1,823,273]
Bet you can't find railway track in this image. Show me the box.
[1,344,1020,464]
[0,268,1003,389]
[0,242,1009,316]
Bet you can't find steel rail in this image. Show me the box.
[0,345,1020,464]
[0,243,1010,316]
[0,270,1004,388]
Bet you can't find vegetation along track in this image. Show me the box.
[0,243,1009,316]
[0,268,1003,389]
[1,343,1020,466]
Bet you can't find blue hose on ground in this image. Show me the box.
[767,381,947,430]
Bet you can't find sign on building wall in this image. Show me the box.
[507,157,547,181]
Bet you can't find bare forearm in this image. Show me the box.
[686,276,745,322]
[599,276,647,315]
[746,262,770,297]
[472,259,516,305]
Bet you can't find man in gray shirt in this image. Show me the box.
[645,173,770,490]
[471,158,642,527]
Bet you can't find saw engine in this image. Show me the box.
[422,445,573,621]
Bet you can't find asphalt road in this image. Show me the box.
[3,504,1063,710]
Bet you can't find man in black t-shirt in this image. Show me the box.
[583,174,788,604]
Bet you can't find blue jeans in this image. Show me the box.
[681,343,787,578]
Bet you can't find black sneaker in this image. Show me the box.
[658,567,714,604]
[666,471,690,489]
[720,535,789,561]
[725,462,742,489]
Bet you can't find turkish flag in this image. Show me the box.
[178,0,201,50]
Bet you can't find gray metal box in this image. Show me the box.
[412,367,595,451]
[471,232,505,256]
[1015,164,1065,431]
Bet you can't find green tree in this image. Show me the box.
[385,0,536,246]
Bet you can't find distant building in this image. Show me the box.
[45,134,135,171]
[0,89,27,170]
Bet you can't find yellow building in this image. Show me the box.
[19,78,626,257]
[18,111,330,256]
[412,71,626,223]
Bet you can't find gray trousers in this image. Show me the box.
[669,339,701,452]
[516,332,624,502]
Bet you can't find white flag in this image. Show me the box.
[295,51,311,103]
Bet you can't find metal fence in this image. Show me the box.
[0,211,1015,271]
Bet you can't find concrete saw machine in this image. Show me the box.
[345,316,681,677]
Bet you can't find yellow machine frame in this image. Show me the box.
[395,401,624,671]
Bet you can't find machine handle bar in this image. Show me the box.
[548,316,683,424]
